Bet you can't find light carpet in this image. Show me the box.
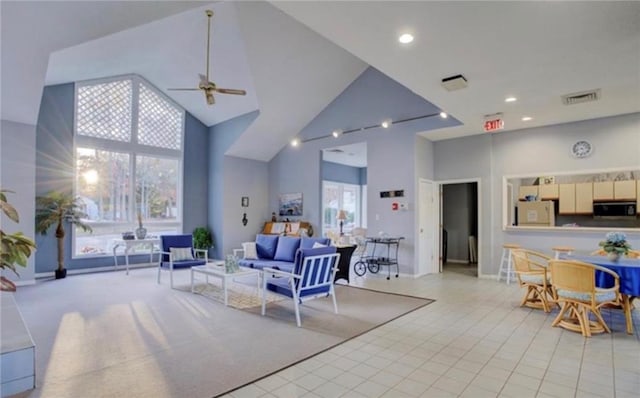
[11,267,433,398]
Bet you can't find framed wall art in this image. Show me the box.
[279,192,303,216]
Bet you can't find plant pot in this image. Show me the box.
[606,252,620,262]
[55,268,67,279]
[0,276,17,292]
[135,227,147,240]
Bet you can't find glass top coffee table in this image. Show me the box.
[190,262,261,307]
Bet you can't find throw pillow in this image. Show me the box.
[274,236,301,262]
[312,242,327,248]
[300,237,331,249]
[170,247,194,262]
[256,234,279,259]
[242,242,258,259]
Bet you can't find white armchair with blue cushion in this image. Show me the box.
[158,234,208,288]
[261,246,340,327]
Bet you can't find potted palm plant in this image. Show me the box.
[35,191,92,279]
[1,189,37,291]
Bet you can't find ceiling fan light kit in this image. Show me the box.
[167,9,246,105]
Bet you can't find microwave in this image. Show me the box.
[593,202,637,218]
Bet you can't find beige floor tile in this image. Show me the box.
[310,381,348,398]
[331,372,366,389]
[352,380,389,398]
[431,376,468,395]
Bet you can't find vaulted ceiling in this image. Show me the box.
[2,1,639,162]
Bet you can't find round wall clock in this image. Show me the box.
[571,140,593,158]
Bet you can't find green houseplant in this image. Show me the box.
[35,191,92,279]
[1,190,37,291]
[192,227,213,258]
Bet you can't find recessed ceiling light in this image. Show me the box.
[439,112,448,119]
[381,119,392,128]
[290,138,300,147]
[398,33,414,44]
[332,129,343,138]
[505,97,517,103]
[522,116,532,121]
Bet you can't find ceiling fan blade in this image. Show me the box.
[216,88,247,96]
[167,88,201,91]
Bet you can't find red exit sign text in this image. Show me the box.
[484,118,504,132]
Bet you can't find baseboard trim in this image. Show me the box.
[36,263,156,279]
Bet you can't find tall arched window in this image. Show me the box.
[74,75,184,257]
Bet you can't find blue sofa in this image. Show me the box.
[237,235,331,273]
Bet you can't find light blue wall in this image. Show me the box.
[34,83,211,272]
[321,161,362,185]
[208,110,261,259]
[1,120,37,284]
[183,113,209,237]
[434,112,640,276]
[222,156,269,256]
[360,167,367,185]
[268,67,455,274]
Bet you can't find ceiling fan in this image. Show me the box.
[167,10,246,105]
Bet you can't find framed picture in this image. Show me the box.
[241,197,249,207]
[279,193,303,216]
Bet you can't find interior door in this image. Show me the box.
[418,179,437,275]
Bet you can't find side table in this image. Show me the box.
[334,245,356,283]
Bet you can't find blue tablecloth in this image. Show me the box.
[567,255,640,297]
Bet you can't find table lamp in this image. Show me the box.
[337,210,348,236]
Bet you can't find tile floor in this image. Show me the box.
[224,267,639,398]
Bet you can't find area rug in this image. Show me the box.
[177,279,283,309]
[13,269,434,398]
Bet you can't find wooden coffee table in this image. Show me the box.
[190,263,261,306]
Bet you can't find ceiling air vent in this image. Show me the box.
[325,149,344,153]
[441,74,468,91]
[562,89,600,105]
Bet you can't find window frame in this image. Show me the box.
[321,180,362,237]
[72,74,185,258]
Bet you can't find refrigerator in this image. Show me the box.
[517,201,555,226]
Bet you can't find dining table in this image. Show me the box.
[565,254,640,334]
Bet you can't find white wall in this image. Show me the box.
[435,112,640,275]
[1,120,36,284]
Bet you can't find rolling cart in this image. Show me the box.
[353,237,404,280]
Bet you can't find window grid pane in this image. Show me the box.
[137,83,183,150]
[77,80,132,142]
[136,156,179,222]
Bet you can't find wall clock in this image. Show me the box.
[571,140,593,158]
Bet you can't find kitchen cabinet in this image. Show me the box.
[614,180,636,200]
[518,186,538,200]
[558,184,575,214]
[538,184,559,200]
[575,183,593,214]
[593,182,614,201]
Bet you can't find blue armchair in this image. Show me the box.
[157,234,208,288]
[261,246,340,327]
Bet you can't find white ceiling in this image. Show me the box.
[323,142,367,168]
[273,1,640,141]
[2,1,639,162]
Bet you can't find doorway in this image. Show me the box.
[321,142,367,239]
[440,180,479,277]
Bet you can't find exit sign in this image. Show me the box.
[484,117,504,132]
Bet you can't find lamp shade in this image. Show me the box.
[336,210,348,221]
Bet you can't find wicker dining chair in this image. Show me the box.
[511,249,555,313]
[549,259,621,337]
